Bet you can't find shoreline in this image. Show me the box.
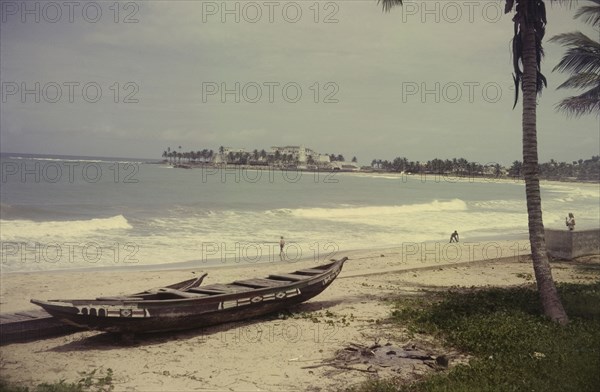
[0,233,530,276]
[157,161,600,185]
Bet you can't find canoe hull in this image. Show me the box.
[32,259,345,334]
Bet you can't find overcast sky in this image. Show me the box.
[1,0,598,165]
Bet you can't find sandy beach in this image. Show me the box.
[1,240,598,391]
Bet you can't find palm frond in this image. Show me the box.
[556,72,600,89]
[555,85,600,116]
[574,0,600,26]
[378,0,403,12]
[551,2,600,117]
[550,32,600,74]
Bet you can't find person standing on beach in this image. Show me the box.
[566,213,575,231]
[279,236,285,260]
[449,230,459,243]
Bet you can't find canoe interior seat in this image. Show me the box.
[267,273,310,281]
[295,268,325,275]
[96,296,145,301]
[144,287,208,299]
[189,284,254,294]
[234,278,291,288]
[187,288,224,294]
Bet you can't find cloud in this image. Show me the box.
[1,1,597,163]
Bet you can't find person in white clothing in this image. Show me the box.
[566,213,575,231]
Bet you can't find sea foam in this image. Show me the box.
[287,199,468,221]
[0,215,131,241]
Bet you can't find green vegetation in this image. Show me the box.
[283,309,356,327]
[370,156,600,182]
[510,156,600,181]
[162,146,215,164]
[162,144,600,182]
[0,368,113,392]
[351,282,600,392]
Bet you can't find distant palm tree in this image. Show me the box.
[494,163,502,177]
[379,0,569,324]
[550,0,600,116]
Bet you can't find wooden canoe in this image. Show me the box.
[31,257,347,334]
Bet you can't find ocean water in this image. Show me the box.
[1,154,598,272]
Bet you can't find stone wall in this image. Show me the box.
[546,228,600,260]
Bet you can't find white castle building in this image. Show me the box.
[270,145,330,164]
[212,145,337,166]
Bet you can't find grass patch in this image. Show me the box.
[0,368,113,392]
[354,282,600,392]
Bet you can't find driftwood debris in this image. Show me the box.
[303,341,448,376]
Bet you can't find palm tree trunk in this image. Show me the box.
[521,17,569,325]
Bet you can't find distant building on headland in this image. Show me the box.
[223,147,246,154]
[206,144,353,169]
[270,145,331,166]
[270,146,307,163]
[214,147,246,164]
